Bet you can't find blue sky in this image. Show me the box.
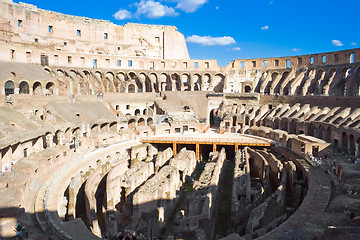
[16,0,360,66]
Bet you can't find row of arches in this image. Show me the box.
[49,68,226,95]
[4,80,56,96]
[255,64,360,96]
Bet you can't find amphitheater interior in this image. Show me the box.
[0,1,360,240]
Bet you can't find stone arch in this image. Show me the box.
[349,134,355,155]
[147,118,153,126]
[289,119,297,134]
[329,67,349,96]
[171,73,181,91]
[274,71,289,94]
[45,82,55,95]
[138,117,145,126]
[33,81,43,95]
[105,72,116,92]
[138,72,148,92]
[128,72,142,92]
[244,85,252,93]
[355,66,360,96]
[265,72,279,94]
[281,119,288,131]
[213,74,225,92]
[193,74,201,91]
[149,73,158,92]
[53,130,62,145]
[325,127,331,142]
[116,72,126,93]
[4,80,15,95]
[128,72,143,92]
[100,123,108,133]
[19,81,30,94]
[245,116,250,126]
[138,73,151,92]
[94,71,102,80]
[308,69,325,95]
[203,73,211,91]
[128,84,135,93]
[160,73,171,91]
[91,124,99,135]
[128,119,136,129]
[341,132,347,151]
[356,137,360,157]
[182,73,191,91]
[273,118,280,129]
[307,124,315,136]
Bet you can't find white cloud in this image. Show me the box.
[261,25,269,30]
[113,9,132,20]
[135,0,178,18]
[331,40,343,47]
[186,35,236,46]
[175,0,207,13]
[232,47,241,51]
[292,48,301,52]
[350,42,357,46]
[215,6,219,10]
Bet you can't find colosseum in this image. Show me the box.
[0,0,359,239]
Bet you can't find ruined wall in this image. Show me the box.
[0,1,189,60]
[131,148,196,238]
[175,148,226,237]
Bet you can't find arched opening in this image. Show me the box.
[244,85,252,93]
[4,80,15,95]
[138,118,145,126]
[182,74,191,91]
[134,109,141,116]
[356,138,360,157]
[213,74,225,92]
[307,124,315,136]
[19,81,30,94]
[289,120,297,134]
[281,119,288,131]
[109,122,117,132]
[171,73,181,91]
[149,73,158,93]
[245,116,250,126]
[342,132,347,152]
[203,74,211,91]
[210,109,215,126]
[100,123,108,133]
[46,82,55,95]
[274,71,289,94]
[273,119,280,129]
[128,119,136,129]
[325,127,331,142]
[232,116,237,126]
[128,84,135,93]
[91,124,99,136]
[147,118,153,126]
[193,74,201,91]
[145,78,152,92]
[33,82,43,95]
[349,134,355,156]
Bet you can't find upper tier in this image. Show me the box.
[0,0,190,60]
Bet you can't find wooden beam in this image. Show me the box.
[173,142,177,156]
[196,143,200,161]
